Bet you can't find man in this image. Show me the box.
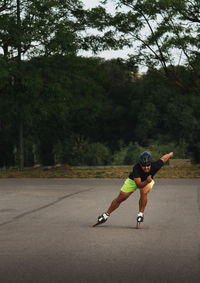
[93,151,173,227]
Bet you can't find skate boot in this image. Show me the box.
[93,212,110,227]
[136,212,144,229]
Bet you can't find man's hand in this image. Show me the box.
[147,175,152,183]
[161,152,174,163]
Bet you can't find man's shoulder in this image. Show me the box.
[152,159,164,167]
[133,162,140,170]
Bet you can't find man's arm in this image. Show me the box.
[160,152,173,163]
[134,175,152,188]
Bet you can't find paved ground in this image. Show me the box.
[0,178,199,283]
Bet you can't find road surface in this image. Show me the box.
[0,178,199,283]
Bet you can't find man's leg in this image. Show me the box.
[94,178,136,226]
[107,191,132,215]
[95,191,132,226]
[139,183,151,213]
[136,183,152,225]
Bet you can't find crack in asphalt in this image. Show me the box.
[0,188,94,228]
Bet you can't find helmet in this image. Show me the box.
[139,151,152,166]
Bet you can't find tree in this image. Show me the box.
[0,55,15,167]
[85,0,200,160]
[89,0,200,92]
[91,58,137,149]
[18,55,106,165]
[0,0,99,168]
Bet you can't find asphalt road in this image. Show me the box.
[0,178,199,283]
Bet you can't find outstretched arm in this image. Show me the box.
[160,152,173,163]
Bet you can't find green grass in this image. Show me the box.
[0,164,199,178]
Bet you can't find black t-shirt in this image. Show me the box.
[129,159,164,181]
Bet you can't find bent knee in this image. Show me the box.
[140,188,151,195]
[141,183,151,194]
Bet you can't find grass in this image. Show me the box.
[0,164,199,178]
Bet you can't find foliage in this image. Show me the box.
[111,141,187,166]
[124,142,145,164]
[148,142,188,161]
[81,142,111,166]
[1,54,200,166]
[1,0,200,166]
[91,0,200,92]
[0,0,108,168]
[190,143,200,164]
[53,138,111,166]
[0,0,93,59]
[112,142,145,165]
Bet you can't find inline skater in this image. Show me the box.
[93,151,173,228]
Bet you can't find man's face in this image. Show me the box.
[140,164,151,173]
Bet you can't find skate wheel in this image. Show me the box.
[136,222,140,229]
[92,221,99,227]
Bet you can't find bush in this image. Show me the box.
[53,142,63,164]
[53,139,189,167]
[54,138,112,166]
[124,142,145,165]
[112,141,187,166]
[191,142,200,163]
[112,146,128,165]
[81,142,111,166]
[148,142,187,161]
[112,142,145,165]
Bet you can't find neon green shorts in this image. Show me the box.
[120,178,155,193]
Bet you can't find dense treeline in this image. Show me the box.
[1,0,200,167]
[0,55,199,167]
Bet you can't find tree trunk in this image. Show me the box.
[19,119,24,170]
[17,0,24,170]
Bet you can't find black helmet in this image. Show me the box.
[139,151,152,166]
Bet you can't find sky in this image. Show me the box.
[82,0,117,13]
[80,0,132,61]
[80,0,184,71]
